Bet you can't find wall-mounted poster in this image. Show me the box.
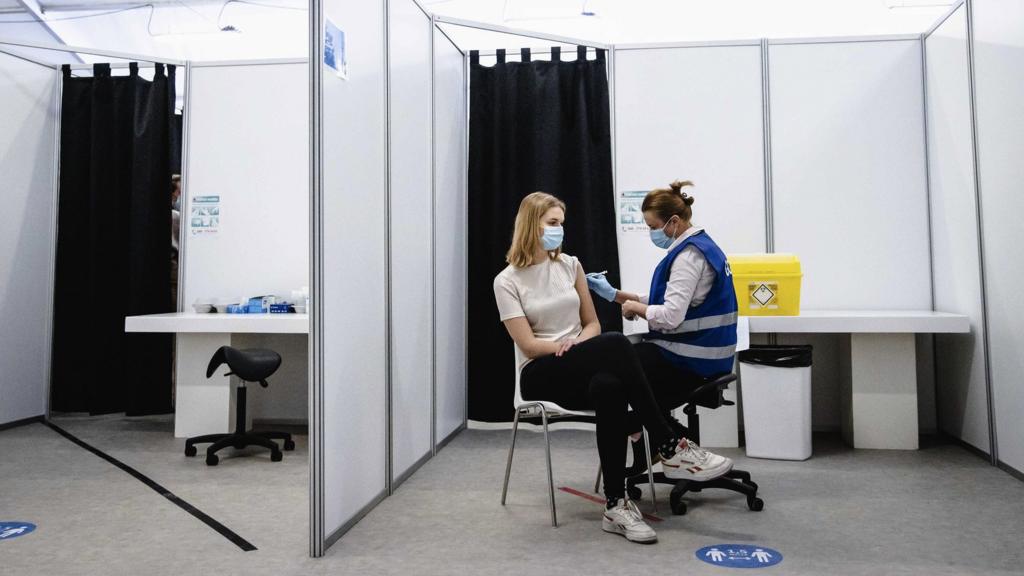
[190,195,220,236]
[619,190,648,232]
[324,18,348,80]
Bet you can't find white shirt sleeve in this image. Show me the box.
[646,246,715,332]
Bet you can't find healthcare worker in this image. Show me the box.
[494,191,727,544]
[587,180,737,478]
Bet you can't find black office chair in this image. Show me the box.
[184,346,296,466]
[625,373,763,515]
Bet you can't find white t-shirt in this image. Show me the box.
[493,253,584,369]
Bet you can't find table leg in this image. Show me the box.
[175,333,233,438]
[841,333,919,450]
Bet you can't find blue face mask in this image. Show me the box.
[541,225,564,251]
[649,219,676,249]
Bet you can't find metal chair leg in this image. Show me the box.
[642,428,658,513]
[594,464,602,494]
[540,406,557,527]
[501,407,523,506]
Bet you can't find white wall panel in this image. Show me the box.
[973,0,1024,472]
[925,5,990,453]
[318,0,389,541]
[434,32,468,443]
[769,40,931,311]
[613,45,766,335]
[183,62,309,307]
[0,53,57,425]
[389,0,433,482]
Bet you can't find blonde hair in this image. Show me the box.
[506,192,566,268]
[642,179,695,223]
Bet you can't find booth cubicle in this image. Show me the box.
[2,0,1023,560]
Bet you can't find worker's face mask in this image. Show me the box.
[541,225,564,251]
[649,217,678,249]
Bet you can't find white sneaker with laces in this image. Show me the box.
[662,438,733,481]
[602,498,657,544]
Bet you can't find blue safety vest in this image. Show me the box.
[642,231,738,377]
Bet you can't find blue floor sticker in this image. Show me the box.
[696,544,783,568]
[0,522,36,541]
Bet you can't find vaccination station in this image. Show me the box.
[2,0,1024,573]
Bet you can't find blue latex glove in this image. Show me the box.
[585,272,618,302]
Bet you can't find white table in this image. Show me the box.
[746,310,969,450]
[125,313,309,438]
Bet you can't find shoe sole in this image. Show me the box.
[662,458,734,482]
[602,519,658,544]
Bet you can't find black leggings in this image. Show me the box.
[519,332,675,501]
[629,342,708,439]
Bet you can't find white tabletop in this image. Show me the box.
[125,312,309,334]
[746,310,970,334]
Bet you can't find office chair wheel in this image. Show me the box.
[206,453,219,466]
[283,439,296,451]
[271,450,283,462]
[747,497,764,512]
[627,485,643,501]
[671,498,688,516]
[184,445,197,457]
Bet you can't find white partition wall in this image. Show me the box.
[433,28,468,443]
[769,39,931,310]
[183,60,310,423]
[973,0,1024,474]
[311,0,389,555]
[183,61,309,307]
[388,0,434,485]
[613,44,767,336]
[924,4,990,453]
[0,52,57,426]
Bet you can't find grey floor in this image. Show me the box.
[2,417,1023,575]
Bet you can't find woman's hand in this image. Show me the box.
[622,300,647,321]
[555,337,578,357]
[585,272,618,302]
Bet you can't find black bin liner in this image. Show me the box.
[738,345,812,368]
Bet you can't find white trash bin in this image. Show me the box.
[739,345,813,461]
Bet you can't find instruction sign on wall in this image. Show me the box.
[619,190,648,231]
[190,195,220,236]
[324,17,348,80]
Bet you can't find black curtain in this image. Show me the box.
[468,47,620,422]
[51,63,177,415]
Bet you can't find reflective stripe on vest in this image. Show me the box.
[648,339,737,360]
[658,311,739,335]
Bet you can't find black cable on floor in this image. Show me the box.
[43,421,258,552]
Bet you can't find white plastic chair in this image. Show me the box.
[500,345,657,526]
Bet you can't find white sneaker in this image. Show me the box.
[602,499,657,544]
[661,439,733,481]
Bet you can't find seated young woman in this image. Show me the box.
[493,191,722,544]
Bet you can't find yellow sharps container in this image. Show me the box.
[727,253,802,316]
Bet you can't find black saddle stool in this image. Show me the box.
[184,346,295,466]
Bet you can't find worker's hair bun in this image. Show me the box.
[669,180,695,206]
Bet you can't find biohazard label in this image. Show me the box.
[751,283,777,307]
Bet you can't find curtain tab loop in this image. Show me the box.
[129,62,139,76]
[577,45,587,61]
[551,46,561,61]
[496,49,505,64]
[470,50,480,67]
[596,48,606,61]
[94,63,111,78]
[61,64,71,78]
[154,63,166,78]
[521,47,530,62]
